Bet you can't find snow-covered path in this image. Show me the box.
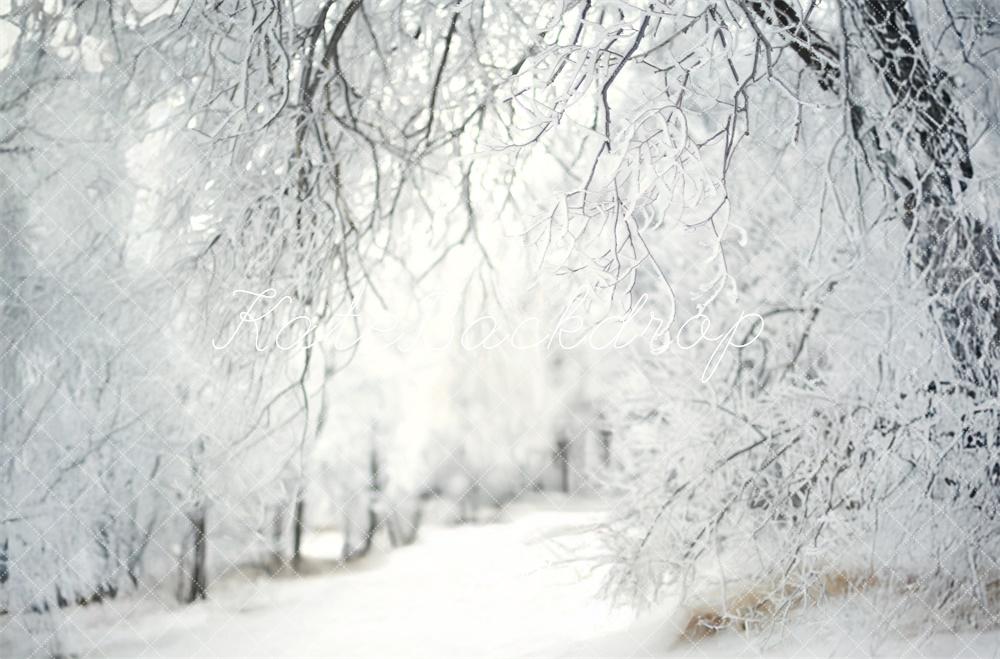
[67,502,651,658]
[63,500,1000,658]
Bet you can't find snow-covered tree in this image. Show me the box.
[4,0,1000,654]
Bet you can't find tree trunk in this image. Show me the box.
[555,437,571,493]
[748,0,993,395]
[599,429,612,467]
[342,445,381,561]
[291,494,305,570]
[182,509,207,603]
[269,505,285,574]
[847,0,993,394]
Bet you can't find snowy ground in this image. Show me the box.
[54,498,1000,658]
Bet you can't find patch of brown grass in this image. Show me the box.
[680,571,880,642]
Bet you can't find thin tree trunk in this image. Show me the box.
[183,509,207,603]
[342,445,381,561]
[269,505,285,573]
[599,429,612,467]
[366,445,381,542]
[291,494,305,570]
[555,437,571,493]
